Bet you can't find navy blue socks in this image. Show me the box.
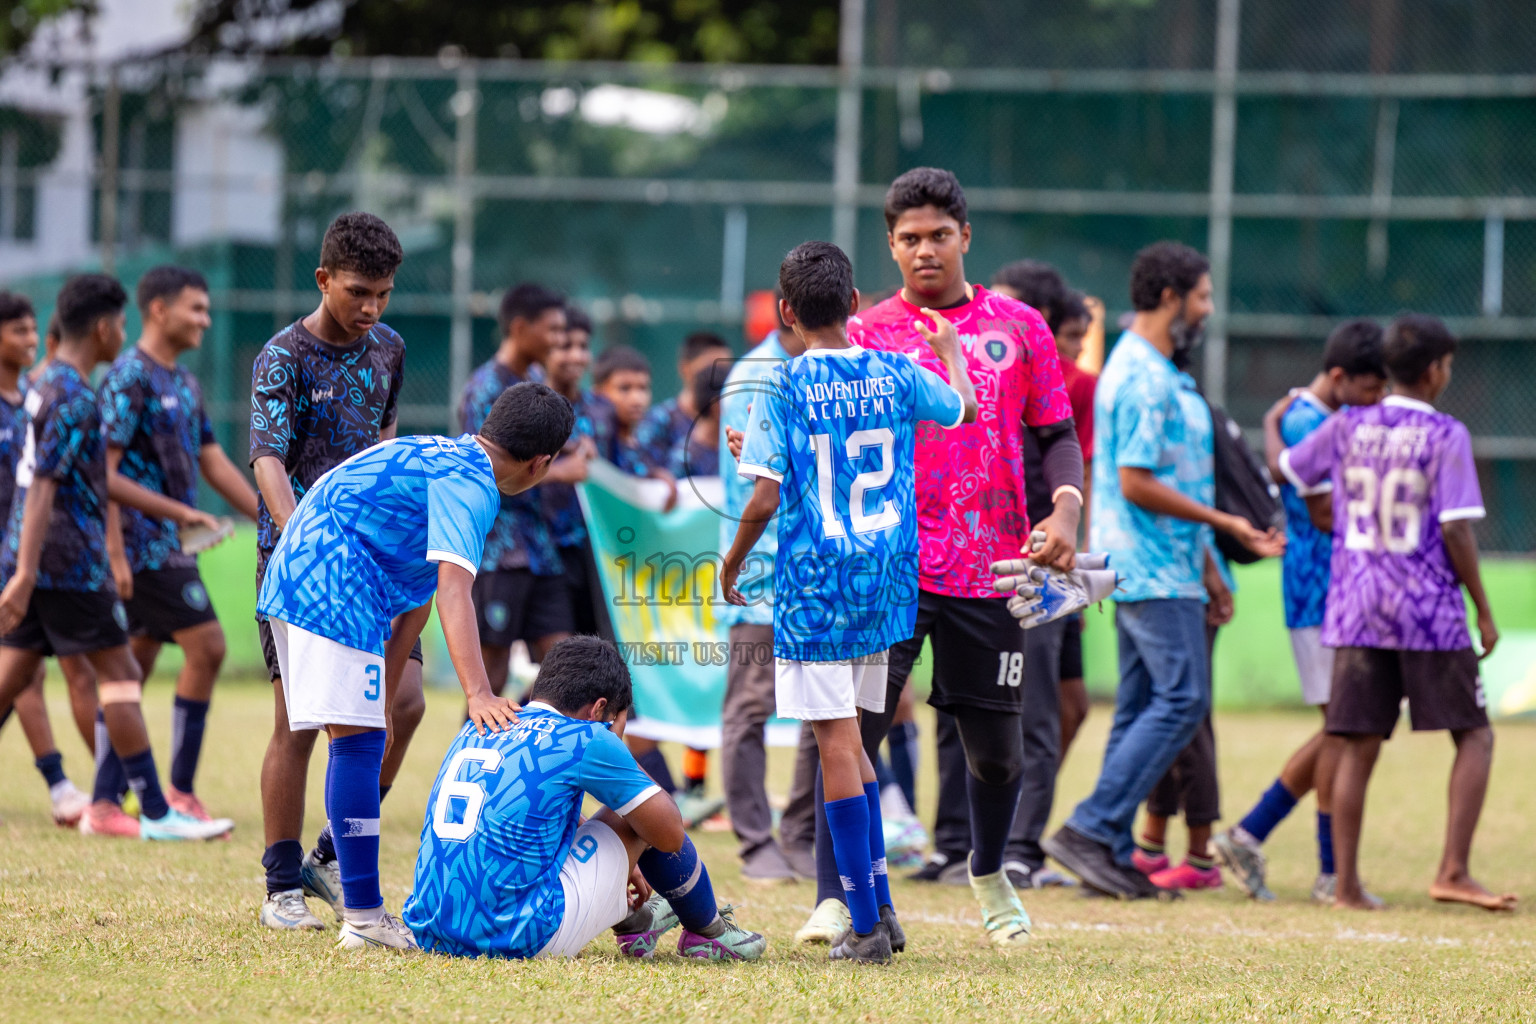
[91,711,127,805]
[863,781,893,910]
[635,748,677,794]
[326,731,387,915]
[35,751,66,788]
[886,721,919,812]
[1317,812,1335,875]
[812,768,842,905]
[966,772,1024,877]
[1237,779,1299,844]
[169,696,209,794]
[825,793,878,934]
[120,748,170,820]
[638,835,720,935]
[263,840,305,894]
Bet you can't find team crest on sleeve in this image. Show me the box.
[972,331,1016,373]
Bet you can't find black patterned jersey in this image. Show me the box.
[249,319,404,577]
[100,348,216,572]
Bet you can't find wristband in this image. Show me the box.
[1051,485,1084,507]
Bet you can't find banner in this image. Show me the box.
[578,458,800,747]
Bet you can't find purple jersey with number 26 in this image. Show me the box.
[1278,395,1484,652]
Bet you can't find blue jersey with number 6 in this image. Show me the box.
[403,703,661,959]
[737,345,964,661]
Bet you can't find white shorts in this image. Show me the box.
[270,618,388,732]
[775,653,889,721]
[1289,627,1336,707]
[537,820,632,958]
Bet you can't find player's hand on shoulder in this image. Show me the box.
[1264,390,1299,427]
[467,692,520,735]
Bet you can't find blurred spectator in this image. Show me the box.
[636,331,732,470]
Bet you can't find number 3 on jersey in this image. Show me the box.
[811,428,899,540]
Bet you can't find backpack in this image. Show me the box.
[1206,399,1285,565]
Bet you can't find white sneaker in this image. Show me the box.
[301,850,344,915]
[50,781,91,828]
[139,806,236,841]
[794,898,851,944]
[337,912,420,951]
[260,889,326,931]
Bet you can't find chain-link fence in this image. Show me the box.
[0,0,1533,547]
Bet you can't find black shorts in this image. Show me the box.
[887,590,1027,714]
[1327,646,1489,738]
[472,568,573,648]
[258,618,423,681]
[124,566,218,643]
[1060,614,1084,681]
[1,588,128,657]
[559,541,613,640]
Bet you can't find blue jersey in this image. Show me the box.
[0,386,26,530]
[249,320,405,579]
[636,396,691,471]
[458,359,561,576]
[2,362,111,591]
[540,390,600,549]
[737,345,964,661]
[403,703,662,959]
[1279,391,1334,629]
[99,348,217,573]
[256,434,500,655]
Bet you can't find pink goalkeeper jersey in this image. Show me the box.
[849,286,1073,598]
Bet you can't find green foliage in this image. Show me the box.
[182,0,840,64]
[0,0,94,57]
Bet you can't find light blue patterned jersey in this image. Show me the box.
[403,703,662,959]
[1278,391,1334,629]
[1090,332,1214,603]
[738,345,964,661]
[256,434,500,655]
[717,332,789,628]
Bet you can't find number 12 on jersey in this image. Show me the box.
[810,428,899,540]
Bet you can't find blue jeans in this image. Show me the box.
[1065,599,1210,866]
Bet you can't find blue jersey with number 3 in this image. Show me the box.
[403,704,661,959]
[737,345,964,661]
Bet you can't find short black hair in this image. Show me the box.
[319,212,403,280]
[55,274,128,340]
[884,166,967,231]
[136,265,208,314]
[1383,314,1457,386]
[593,345,651,386]
[1323,318,1386,378]
[991,260,1068,332]
[0,291,34,326]
[1129,241,1210,312]
[1058,289,1091,326]
[680,330,730,363]
[779,240,854,330]
[499,282,566,336]
[479,380,575,461]
[565,305,593,335]
[691,360,730,419]
[528,636,633,717]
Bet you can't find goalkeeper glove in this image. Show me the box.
[991,553,1119,629]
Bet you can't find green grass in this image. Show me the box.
[4,679,1536,1022]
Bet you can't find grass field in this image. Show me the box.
[3,679,1536,1023]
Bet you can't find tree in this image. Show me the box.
[180,0,840,64]
[0,0,97,57]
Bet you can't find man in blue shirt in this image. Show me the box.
[722,241,976,963]
[258,381,573,951]
[0,274,232,842]
[459,283,579,698]
[405,635,765,960]
[99,265,261,824]
[1043,242,1283,899]
[1213,320,1387,903]
[717,305,808,885]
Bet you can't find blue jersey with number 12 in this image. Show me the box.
[738,345,964,661]
[403,704,661,959]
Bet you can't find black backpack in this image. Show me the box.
[1207,399,1285,565]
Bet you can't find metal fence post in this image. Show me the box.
[831,0,866,261]
[1204,0,1241,408]
[447,62,479,432]
[99,65,121,275]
